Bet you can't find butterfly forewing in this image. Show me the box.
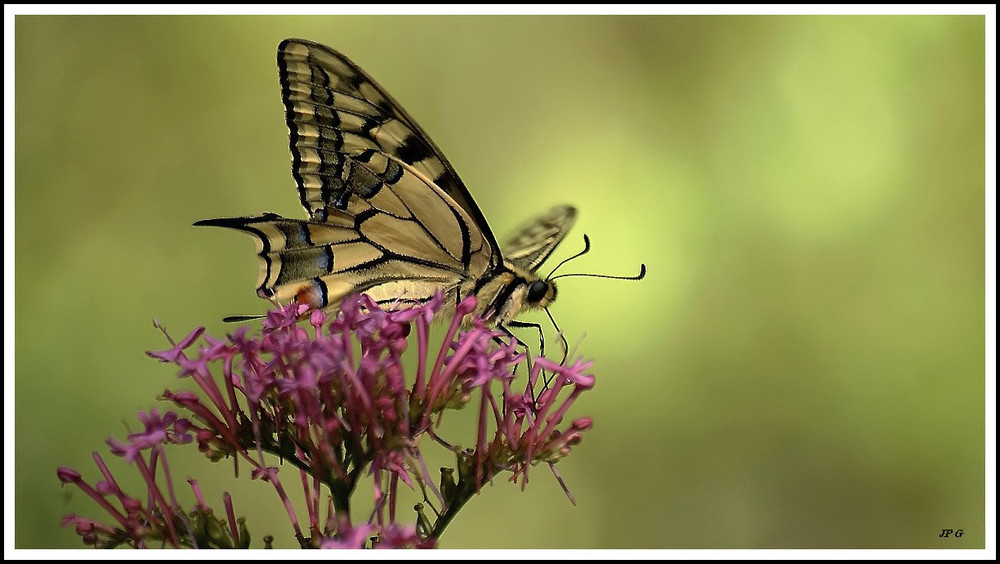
[278,39,501,261]
[503,205,577,272]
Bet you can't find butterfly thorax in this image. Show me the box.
[471,260,557,326]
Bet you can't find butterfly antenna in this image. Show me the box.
[550,263,647,282]
[546,234,592,279]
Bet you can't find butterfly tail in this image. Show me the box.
[195,214,367,309]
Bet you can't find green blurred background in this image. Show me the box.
[14,15,986,549]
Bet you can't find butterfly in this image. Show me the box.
[197,38,643,334]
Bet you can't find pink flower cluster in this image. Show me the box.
[58,294,596,548]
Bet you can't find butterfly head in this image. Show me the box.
[525,279,556,308]
[482,268,560,327]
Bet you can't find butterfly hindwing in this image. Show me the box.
[196,153,494,310]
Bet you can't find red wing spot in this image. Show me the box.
[295,284,324,310]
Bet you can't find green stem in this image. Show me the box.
[430,466,497,539]
[428,480,475,538]
[244,428,369,518]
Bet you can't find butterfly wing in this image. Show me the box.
[196,157,492,310]
[278,38,502,266]
[503,205,577,272]
[197,39,499,311]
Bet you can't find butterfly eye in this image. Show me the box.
[526,280,549,303]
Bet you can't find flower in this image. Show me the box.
[60,293,596,548]
[58,413,244,549]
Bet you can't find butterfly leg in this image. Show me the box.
[494,324,532,363]
[511,317,572,392]
[505,320,563,401]
[506,319,545,360]
[490,324,529,412]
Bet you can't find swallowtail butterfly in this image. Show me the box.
[197,39,643,330]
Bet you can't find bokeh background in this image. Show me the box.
[14,15,987,549]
